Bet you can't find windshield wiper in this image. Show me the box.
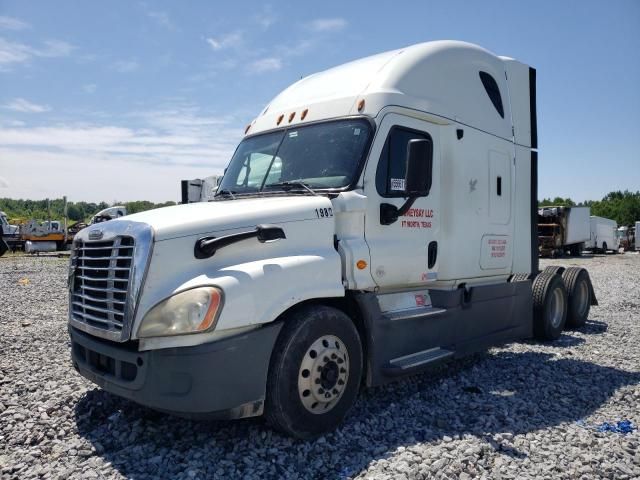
[264,181,318,196]
[215,189,237,199]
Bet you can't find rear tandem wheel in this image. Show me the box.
[561,267,592,328]
[532,273,568,341]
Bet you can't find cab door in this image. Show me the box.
[363,113,440,289]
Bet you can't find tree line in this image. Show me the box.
[0,198,176,224]
[2,190,639,226]
[539,190,640,226]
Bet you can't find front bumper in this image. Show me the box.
[69,323,282,419]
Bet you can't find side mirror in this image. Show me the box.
[380,138,433,225]
[404,139,433,197]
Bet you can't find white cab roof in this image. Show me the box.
[249,41,527,142]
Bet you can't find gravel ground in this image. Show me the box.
[1,253,639,479]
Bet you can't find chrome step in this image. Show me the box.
[384,347,454,376]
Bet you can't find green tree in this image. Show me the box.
[539,197,576,207]
[66,204,84,221]
[0,198,177,224]
[590,190,640,226]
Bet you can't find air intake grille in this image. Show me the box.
[70,237,134,336]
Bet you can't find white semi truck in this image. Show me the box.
[586,216,618,253]
[68,41,597,439]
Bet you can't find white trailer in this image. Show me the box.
[586,216,618,253]
[180,175,221,203]
[537,206,590,257]
[67,41,597,439]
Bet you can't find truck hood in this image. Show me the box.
[116,195,333,241]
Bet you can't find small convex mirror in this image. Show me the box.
[404,139,433,197]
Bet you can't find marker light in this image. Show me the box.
[244,124,251,134]
[356,260,368,270]
[301,108,308,120]
[138,287,222,338]
[357,99,365,111]
[277,114,284,125]
[288,112,295,122]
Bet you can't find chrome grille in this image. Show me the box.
[70,237,134,337]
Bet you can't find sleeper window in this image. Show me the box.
[479,71,505,118]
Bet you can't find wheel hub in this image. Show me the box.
[320,361,339,389]
[298,335,349,414]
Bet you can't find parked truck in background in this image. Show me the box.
[0,211,20,254]
[586,216,618,254]
[90,206,127,225]
[67,41,597,439]
[22,219,68,254]
[616,225,634,251]
[636,221,640,251]
[0,214,8,256]
[0,211,19,237]
[537,206,590,257]
[181,175,221,203]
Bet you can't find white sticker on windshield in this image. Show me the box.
[289,131,298,138]
[390,178,405,191]
[354,128,361,136]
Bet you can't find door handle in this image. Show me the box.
[194,224,286,259]
[428,241,437,269]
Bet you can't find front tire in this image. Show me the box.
[265,305,363,439]
[532,273,568,341]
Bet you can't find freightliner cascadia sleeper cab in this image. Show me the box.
[68,41,597,439]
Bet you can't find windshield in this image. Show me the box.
[218,118,373,195]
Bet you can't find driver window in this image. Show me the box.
[376,127,431,197]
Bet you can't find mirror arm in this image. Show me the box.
[380,197,417,226]
[396,196,417,217]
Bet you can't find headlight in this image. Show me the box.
[138,287,222,338]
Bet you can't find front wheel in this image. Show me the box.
[265,305,363,439]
